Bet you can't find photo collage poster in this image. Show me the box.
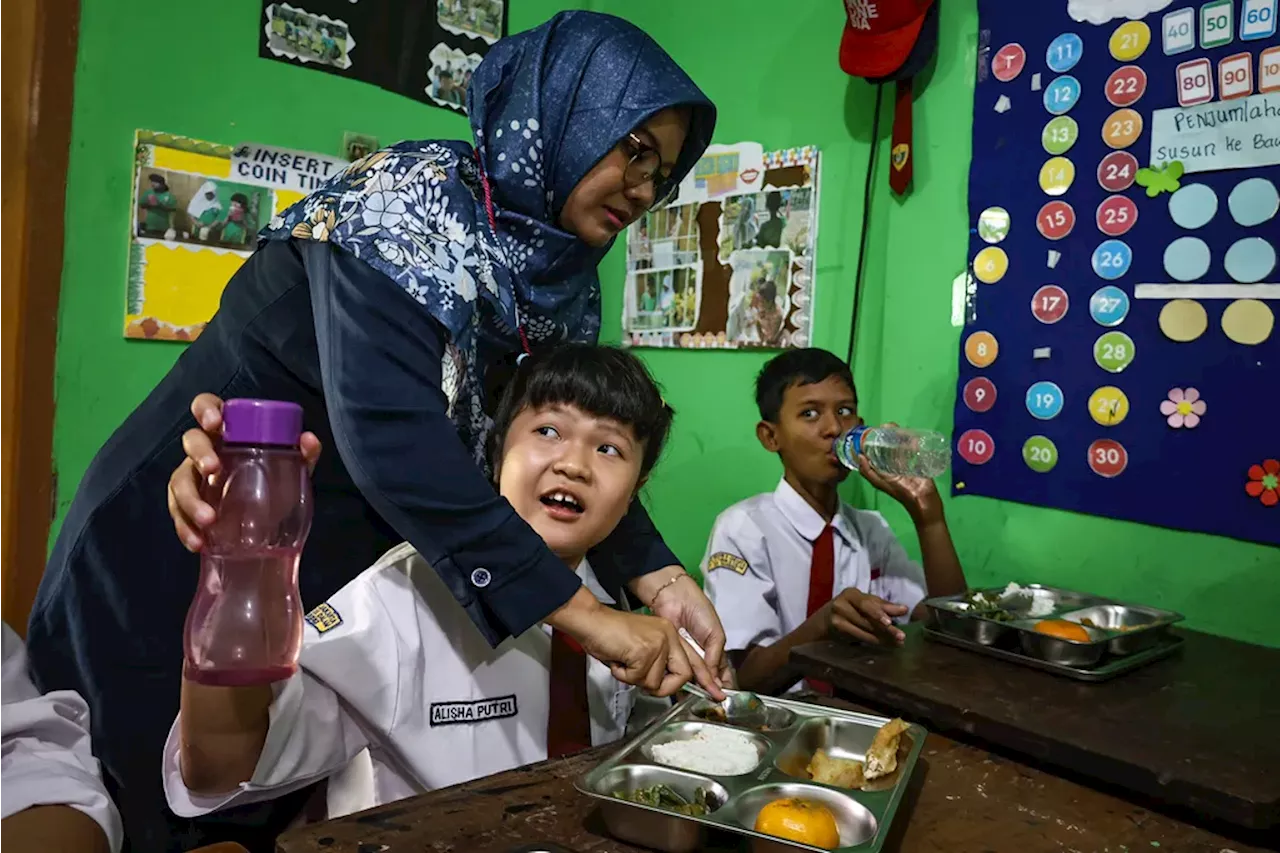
[259,0,507,114]
[623,145,821,350]
[125,131,310,341]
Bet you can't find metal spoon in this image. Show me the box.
[678,629,768,727]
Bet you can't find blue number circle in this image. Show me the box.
[1092,239,1133,280]
[1026,381,1065,420]
[1046,33,1083,72]
[1043,75,1081,115]
[1089,285,1131,326]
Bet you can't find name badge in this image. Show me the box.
[430,695,519,726]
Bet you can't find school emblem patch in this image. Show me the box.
[892,143,910,171]
[305,603,342,634]
[707,552,749,575]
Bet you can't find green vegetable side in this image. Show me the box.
[612,784,712,816]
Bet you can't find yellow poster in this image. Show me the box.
[125,130,305,341]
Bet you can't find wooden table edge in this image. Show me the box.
[789,638,1280,831]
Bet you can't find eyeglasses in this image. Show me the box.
[622,132,678,209]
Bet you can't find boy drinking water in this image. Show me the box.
[703,349,967,695]
[167,344,682,819]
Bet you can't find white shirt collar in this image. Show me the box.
[773,477,859,548]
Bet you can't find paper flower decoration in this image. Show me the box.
[1246,459,1279,507]
[1160,387,1205,428]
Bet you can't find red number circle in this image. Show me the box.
[1031,284,1070,324]
[1036,200,1076,240]
[958,429,996,465]
[1096,195,1138,236]
[1105,65,1147,107]
[1097,151,1139,192]
[992,43,1027,82]
[963,377,997,413]
[1087,438,1128,478]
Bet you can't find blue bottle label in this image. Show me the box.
[834,425,871,470]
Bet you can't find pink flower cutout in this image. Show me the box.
[1160,387,1206,428]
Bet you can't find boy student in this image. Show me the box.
[2,623,122,852]
[166,344,683,819]
[702,348,966,695]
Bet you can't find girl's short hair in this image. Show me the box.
[489,344,674,478]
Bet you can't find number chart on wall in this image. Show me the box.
[954,0,1279,546]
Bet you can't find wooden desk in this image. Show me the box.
[791,624,1280,830]
[276,725,1264,852]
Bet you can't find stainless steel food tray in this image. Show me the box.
[924,583,1184,670]
[926,578,1182,676]
[575,692,926,852]
[923,626,1184,682]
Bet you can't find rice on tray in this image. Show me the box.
[650,727,760,776]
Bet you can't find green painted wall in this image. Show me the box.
[51,0,583,517]
[53,0,1278,644]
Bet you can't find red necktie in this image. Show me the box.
[806,525,836,695]
[889,78,914,196]
[547,629,592,759]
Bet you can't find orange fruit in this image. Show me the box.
[754,798,840,850]
[1034,619,1091,642]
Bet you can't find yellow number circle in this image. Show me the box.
[1103,108,1143,150]
[973,246,1009,284]
[1109,20,1150,61]
[965,331,999,367]
[1039,156,1076,196]
[1089,385,1130,426]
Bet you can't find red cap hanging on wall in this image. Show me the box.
[839,0,940,196]
[839,0,935,79]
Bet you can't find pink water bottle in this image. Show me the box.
[183,399,313,686]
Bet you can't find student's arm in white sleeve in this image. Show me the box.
[165,564,404,817]
[701,512,806,695]
[164,667,370,817]
[1,623,122,853]
[701,510,779,653]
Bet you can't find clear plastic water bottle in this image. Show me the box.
[183,399,313,686]
[833,425,951,479]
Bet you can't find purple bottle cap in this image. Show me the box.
[222,399,304,447]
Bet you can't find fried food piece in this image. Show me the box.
[806,748,865,788]
[864,718,910,780]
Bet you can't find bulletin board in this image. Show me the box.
[952,0,1279,546]
[258,0,507,115]
[622,146,821,349]
[126,131,306,341]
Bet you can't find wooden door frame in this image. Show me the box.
[2,0,80,634]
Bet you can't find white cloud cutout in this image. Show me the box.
[1067,0,1173,25]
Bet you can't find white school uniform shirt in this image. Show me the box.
[164,542,634,819]
[702,478,928,657]
[2,623,123,852]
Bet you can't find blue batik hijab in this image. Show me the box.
[261,10,715,462]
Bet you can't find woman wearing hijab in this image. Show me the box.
[27,12,723,852]
[186,181,223,242]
